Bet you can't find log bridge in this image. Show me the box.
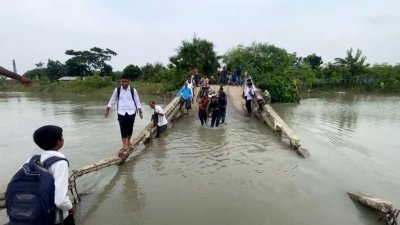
[1,85,310,208]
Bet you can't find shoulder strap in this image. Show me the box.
[29,155,41,164]
[130,87,138,113]
[117,86,138,113]
[43,156,69,169]
[116,86,121,110]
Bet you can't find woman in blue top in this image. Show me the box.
[177,82,193,112]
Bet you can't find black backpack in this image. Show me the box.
[116,86,138,113]
[5,155,69,225]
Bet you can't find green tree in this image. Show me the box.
[319,63,350,86]
[223,42,300,102]
[122,64,142,80]
[35,62,44,68]
[369,64,400,92]
[141,62,165,81]
[334,48,369,86]
[24,68,48,82]
[303,53,323,70]
[64,47,117,76]
[169,36,220,76]
[294,64,317,90]
[46,59,66,81]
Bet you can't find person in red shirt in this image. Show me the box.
[198,95,209,126]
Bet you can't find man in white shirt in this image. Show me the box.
[149,101,168,138]
[104,75,143,153]
[243,81,256,115]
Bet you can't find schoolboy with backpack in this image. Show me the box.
[5,125,75,225]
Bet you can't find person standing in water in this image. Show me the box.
[149,101,168,138]
[198,95,209,126]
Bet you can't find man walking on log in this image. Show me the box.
[104,75,143,154]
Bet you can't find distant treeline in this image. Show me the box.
[17,38,400,102]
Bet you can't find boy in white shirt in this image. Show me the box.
[104,75,143,154]
[149,101,168,138]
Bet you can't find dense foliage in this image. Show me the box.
[169,36,220,76]
[224,43,300,102]
[65,47,117,76]
[122,64,142,80]
[24,47,117,82]
[13,39,400,99]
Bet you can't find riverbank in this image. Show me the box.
[0,80,168,95]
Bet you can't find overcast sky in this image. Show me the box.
[1,0,399,74]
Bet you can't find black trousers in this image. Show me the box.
[245,99,252,113]
[55,214,75,225]
[211,111,220,127]
[198,109,207,125]
[118,113,136,138]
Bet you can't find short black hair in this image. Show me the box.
[33,125,63,150]
[120,74,130,80]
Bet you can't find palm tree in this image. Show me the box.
[334,48,369,86]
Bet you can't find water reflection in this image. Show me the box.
[77,158,145,225]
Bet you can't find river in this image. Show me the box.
[1,91,399,225]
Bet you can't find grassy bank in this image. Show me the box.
[0,79,168,96]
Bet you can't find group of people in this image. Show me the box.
[242,78,271,115]
[6,74,168,225]
[3,66,272,225]
[176,70,227,128]
[198,87,227,127]
[219,66,241,85]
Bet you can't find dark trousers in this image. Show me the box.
[198,109,207,125]
[118,113,136,138]
[245,99,252,113]
[55,214,75,225]
[179,97,191,110]
[219,108,226,123]
[211,111,220,127]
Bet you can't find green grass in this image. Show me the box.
[0,80,168,96]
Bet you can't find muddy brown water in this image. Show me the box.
[1,91,399,225]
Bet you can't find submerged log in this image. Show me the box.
[252,90,310,158]
[348,192,394,213]
[348,192,399,225]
